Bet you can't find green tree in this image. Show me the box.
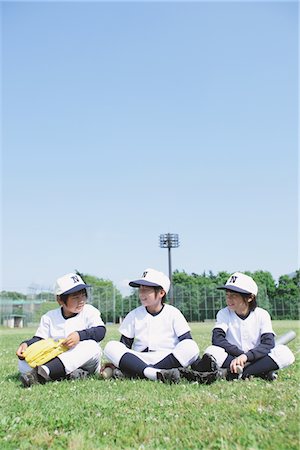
[251,270,276,297]
[76,271,123,323]
[0,291,24,300]
[172,270,229,321]
[245,271,275,312]
[35,291,55,302]
[272,271,300,319]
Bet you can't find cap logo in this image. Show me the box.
[229,275,237,283]
[71,275,80,284]
[142,271,148,278]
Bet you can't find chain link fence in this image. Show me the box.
[0,284,299,327]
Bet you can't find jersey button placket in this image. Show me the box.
[147,314,152,351]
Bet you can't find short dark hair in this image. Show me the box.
[240,292,257,311]
[59,288,87,305]
[153,285,167,303]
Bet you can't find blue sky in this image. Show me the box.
[1,1,298,295]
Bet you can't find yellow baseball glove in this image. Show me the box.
[23,338,68,368]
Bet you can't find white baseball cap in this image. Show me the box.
[129,268,170,294]
[217,272,258,296]
[54,273,91,296]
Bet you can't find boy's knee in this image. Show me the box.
[104,340,121,357]
[79,340,102,358]
[89,339,102,352]
[173,339,199,367]
[104,340,127,366]
[204,345,228,367]
[270,344,295,369]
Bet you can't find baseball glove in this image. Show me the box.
[23,338,68,368]
[179,353,225,384]
[191,353,219,372]
[179,367,221,384]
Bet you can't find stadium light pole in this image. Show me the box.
[159,233,179,304]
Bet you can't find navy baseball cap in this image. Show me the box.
[54,273,91,296]
[129,268,170,294]
[217,272,258,295]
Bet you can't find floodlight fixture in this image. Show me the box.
[159,233,180,304]
[159,233,179,249]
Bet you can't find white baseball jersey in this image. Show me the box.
[214,306,274,353]
[119,304,190,352]
[35,304,105,340]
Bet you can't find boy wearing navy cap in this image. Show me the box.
[104,268,200,383]
[16,272,106,387]
[204,272,295,380]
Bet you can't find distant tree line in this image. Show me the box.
[83,269,299,322]
[119,270,299,322]
[1,269,299,323]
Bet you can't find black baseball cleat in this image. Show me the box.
[261,371,278,381]
[68,369,89,380]
[217,368,228,380]
[179,367,223,384]
[157,368,181,384]
[226,371,241,381]
[113,368,127,380]
[20,368,45,388]
[191,353,218,372]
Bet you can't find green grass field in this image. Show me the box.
[0,321,299,449]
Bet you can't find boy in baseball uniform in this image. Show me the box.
[104,268,200,383]
[16,273,106,387]
[204,272,295,380]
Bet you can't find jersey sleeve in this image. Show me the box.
[78,326,106,342]
[178,331,192,341]
[245,332,275,362]
[213,308,229,333]
[22,336,43,347]
[84,304,105,328]
[173,308,191,337]
[35,314,51,339]
[259,309,274,335]
[120,334,134,349]
[119,310,135,338]
[212,328,244,356]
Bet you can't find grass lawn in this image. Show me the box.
[0,321,299,449]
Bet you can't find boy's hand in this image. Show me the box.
[16,343,28,359]
[230,354,248,373]
[63,332,80,349]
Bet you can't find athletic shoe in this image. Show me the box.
[261,371,278,381]
[236,365,243,379]
[217,368,228,380]
[68,369,89,380]
[112,368,126,380]
[157,368,181,384]
[37,365,51,381]
[191,353,218,372]
[20,368,43,388]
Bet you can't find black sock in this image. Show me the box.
[152,354,181,369]
[44,357,66,381]
[242,356,279,379]
[119,353,148,378]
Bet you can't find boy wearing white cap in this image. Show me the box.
[204,272,295,380]
[104,268,200,383]
[16,273,106,387]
